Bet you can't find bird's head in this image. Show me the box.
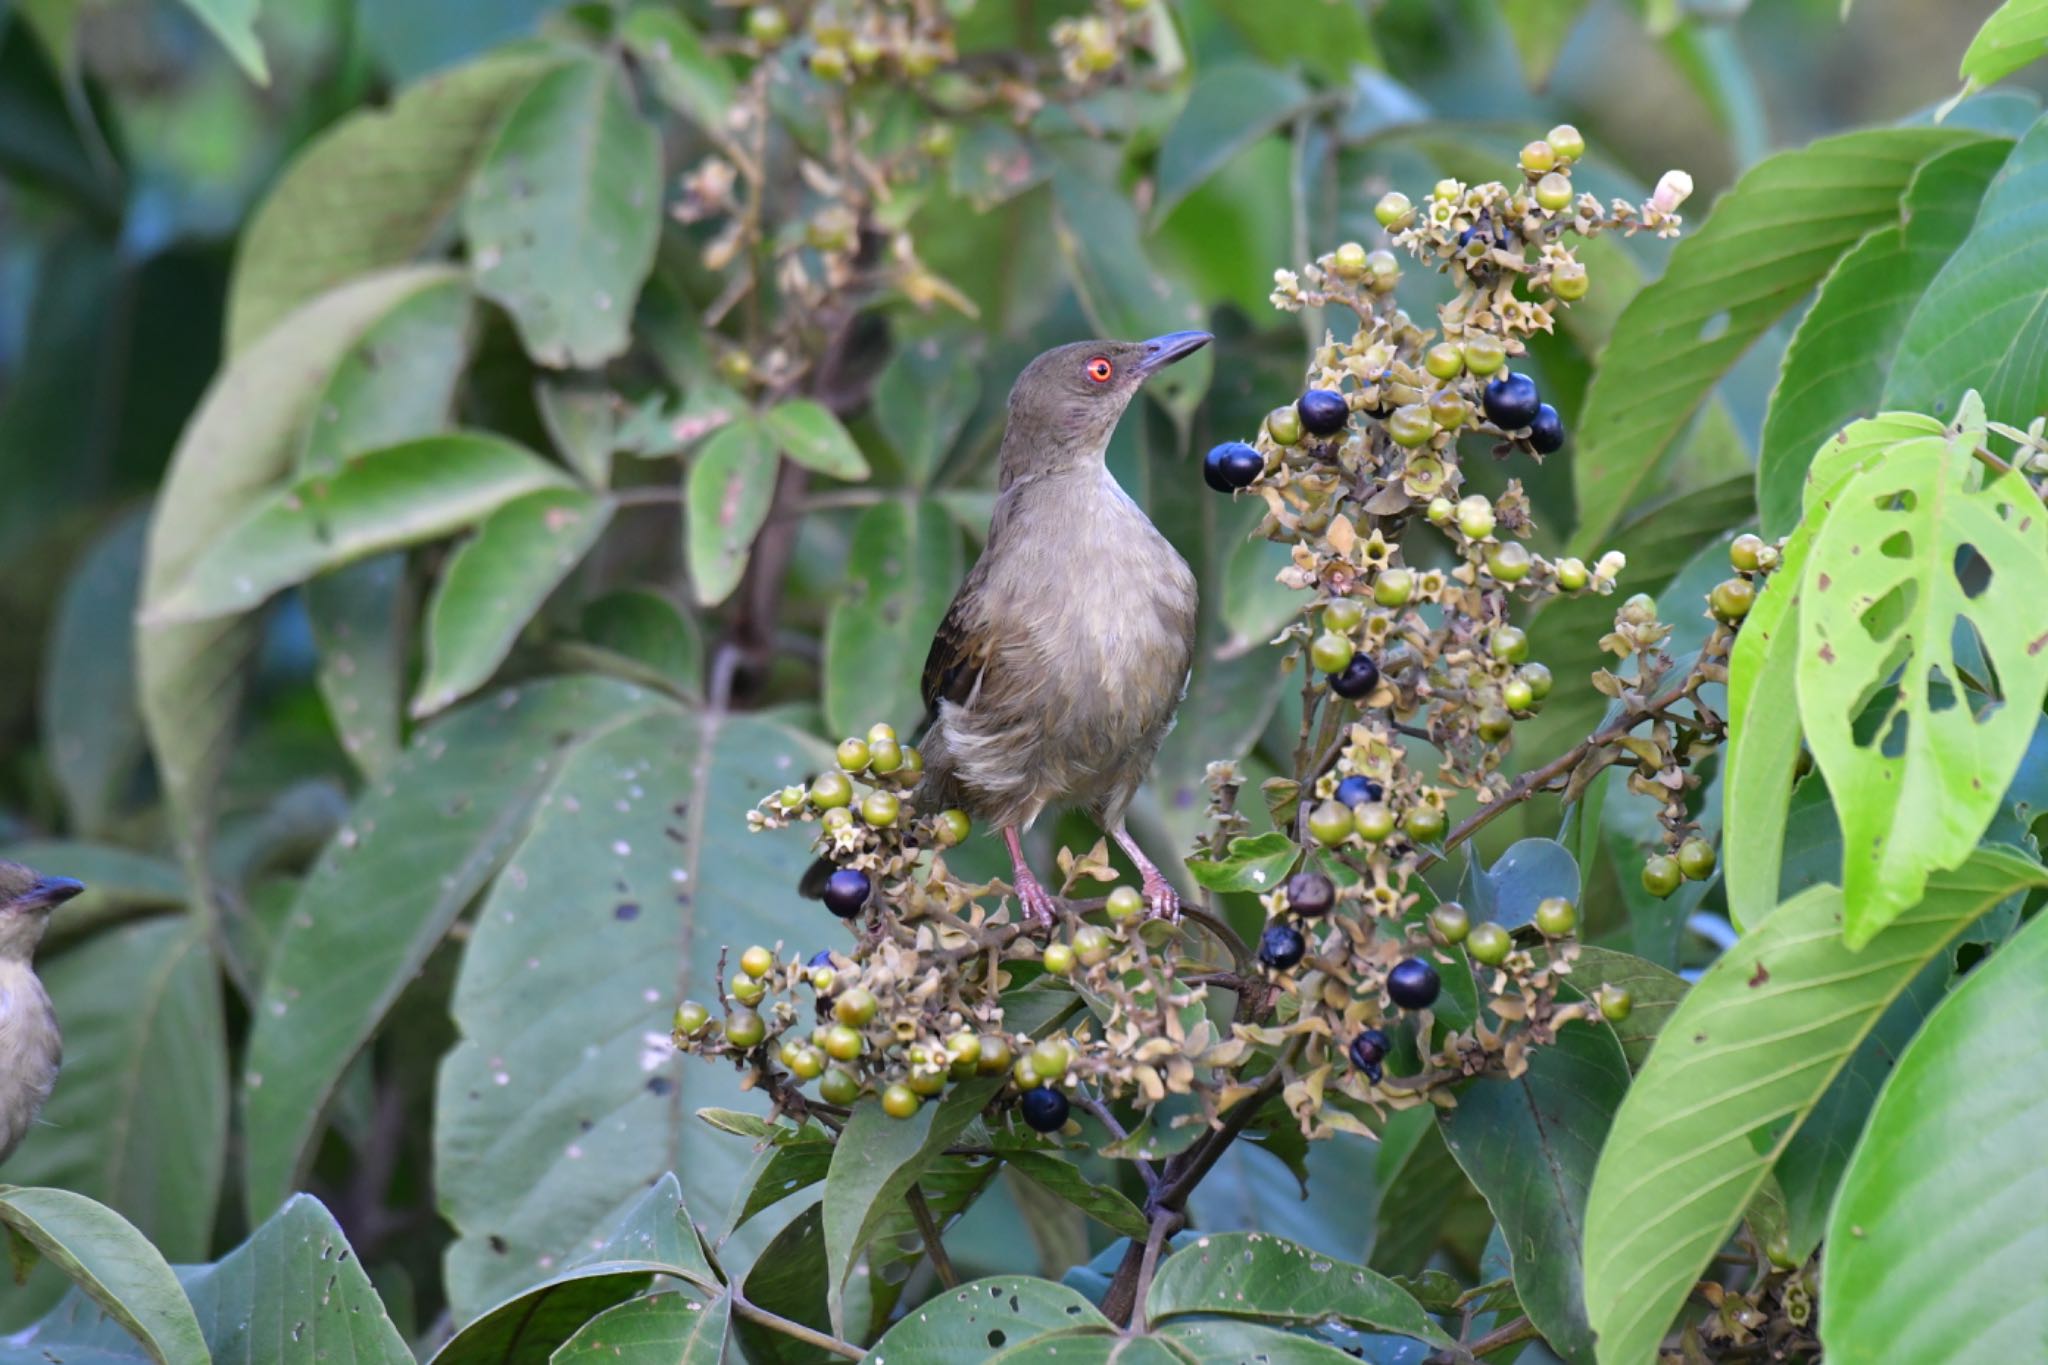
[0,860,83,961]
[1000,331,1212,484]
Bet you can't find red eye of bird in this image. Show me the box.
[1086,357,1114,383]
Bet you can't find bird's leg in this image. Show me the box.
[1002,826,1060,928]
[1111,823,1181,921]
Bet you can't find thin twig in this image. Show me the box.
[906,1184,960,1288]
[1128,1207,1183,1334]
[730,1290,865,1360]
[1072,1094,1157,1191]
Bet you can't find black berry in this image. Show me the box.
[822,868,871,919]
[1203,441,1264,492]
[1483,372,1541,430]
[1020,1085,1070,1132]
[1258,923,1307,971]
[1328,652,1380,700]
[1386,957,1441,1010]
[807,949,835,970]
[1333,775,1383,808]
[1527,403,1564,454]
[1297,389,1350,437]
[1348,1027,1390,1082]
[1285,870,1335,918]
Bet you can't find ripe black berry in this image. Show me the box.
[1285,870,1335,918]
[1203,441,1264,493]
[822,868,871,919]
[1333,775,1383,808]
[807,949,835,970]
[1483,372,1541,430]
[1348,1028,1390,1082]
[1386,958,1441,1010]
[1020,1085,1070,1133]
[1258,922,1307,971]
[1297,389,1350,437]
[1328,652,1380,700]
[1527,403,1564,454]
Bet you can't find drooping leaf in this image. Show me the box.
[578,586,705,695]
[551,1291,731,1364]
[686,417,777,606]
[535,378,620,488]
[0,1188,207,1365]
[823,498,961,740]
[41,509,148,836]
[1756,139,2009,536]
[762,400,870,481]
[1795,428,2048,945]
[1568,126,1989,556]
[1822,910,2048,1363]
[1456,838,1579,932]
[412,488,614,717]
[1959,0,2048,91]
[242,677,667,1215]
[1152,61,1310,226]
[619,6,736,134]
[1147,1232,1453,1349]
[862,1276,1111,1365]
[998,1148,1150,1240]
[146,433,571,625]
[731,1203,833,1365]
[1581,847,2048,1365]
[1185,831,1300,894]
[463,55,663,368]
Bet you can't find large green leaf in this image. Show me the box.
[242,677,666,1215]
[686,417,778,606]
[41,509,148,836]
[1960,0,2048,91]
[1795,429,2048,945]
[1146,1231,1453,1349]
[1151,61,1310,226]
[1581,847,2048,1365]
[1151,1320,1362,1363]
[823,498,961,740]
[1568,126,1988,556]
[619,6,735,134]
[873,332,982,486]
[228,51,559,352]
[1756,139,2009,536]
[762,400,870,481]
[552,1291,730,1364]
[180,1195,409,1363]
[1822,910,2048,1362]
[1203,0,1376,85]
[146,433,571,625]
[435,709,831,1318]
[1886,111,2048,428]
[862,1277,1111,1364]
[1558,946,1687,1072]
[463,55,662,368]
[413,487,614,716]
[0,1187,206,1365]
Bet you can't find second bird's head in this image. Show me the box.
[1001,331,1211,478]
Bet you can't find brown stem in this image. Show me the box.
[1450,1315,1541,1360]
[906,1184,959,1288]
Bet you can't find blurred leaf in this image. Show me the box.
[1757,141,2007,535]
[1822,909,2048,1363]
[1221,525,1296,650]
[1582,847,2048,1365]
[1456,838,1579,931]
[762,400,870,481]
[0,918,225,1331]
[0,842,185,948]
[1569,126,1989,557]
[173,0,266,83]
[0,1188,206,1364]
[863,1275,1110,1363]
[41,509,148,836]
[1367,1107,1476,1277]
[229,53,559,353]
[1439,1023,1627,1362]
[357,0,557,83]
[874,332,983,486]
[621,6,736,134]
[1500,0,1592,89]
[1185,831,1299,893]
[1152,62,1310,226]
[580,586,705,694]
[686,417,777,606]
[1555,945,1686,1071]
[1147,1231,1453,1348]
[536,378,620,488]
[435,710,831,1318]
[1960,0,2048,90]
[146,433,570,626]
[307,558,414,778]
[998,1149,1150,1239]
[1204,0,1377,86]
[553,1291,730,1364]
[464,55,663,368]
[241,677,666,1215]
[823,498,960,740]
[413,488,614,717]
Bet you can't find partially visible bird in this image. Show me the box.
[0,859,83,1165]
[805,331,1210,924]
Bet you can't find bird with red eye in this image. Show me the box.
[1086,356,1114,383]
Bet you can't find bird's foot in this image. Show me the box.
[1013,874,1061,929]
[1139,868,1181,921]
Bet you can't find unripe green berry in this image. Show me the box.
[731,972,767,1005]
[1374,191,1414,228]
[1388,404,1436,448]
[726,1009,766,1048]
[1374,569,1416,608]
[946,1031,982,1068]
[1621,592,1659,626]
[1503,678,1536,714]
[820,1067,860,1104]
[977,1034,1013,1074]
[674,1000,710,1036]
[1011,1056,1040,1089]
[1429,902,1470,945]
[1476,705,1513,742]
[1353,801,1396,842]
[788,1045,825,1080]
[868,738,904,774]
[1486,541,1532,583]
[1463,336,1507,375]
[1322,598,1364,633]
[908,1064,947,1096]
[1457,495,1497,541]
[1550,260,1589,301]
[935,809,970,846]
[881,1083,920,1119]
[1432,178,1461,201]
[1267,405,1304,446]
[918,123,957,159]
[1678,837,1718,880]
[746,4,790,45]
[1404,805,1447,842]
[1311,632,1356,674]
[1072,925,1112,966]
[1642,854,1682,899]
[778,785,807,812]
[901,745,923,775]
[821,807,853,832]
[1042,942,1076,975]
[1765,1232,1798,1271]
[1534,172,1573,211]
[1030,1039,1071,1082]
[822,1023,863,1060]
[1332,241,1369,277]
[1519,661,1555,701]
[837,738,871,771]
[1535,896,1577,937]
[1309,799,1355,848]
[861,791,900,827]
[1489,625,1529,664]
[1519,140,1558,175]
[809,966,836,992]
[1467,921,1512,966]
[1546,123,1585,160]
[1729,533,1766,572]
[1554,557,1589,591]
[834,987,877,1025]
[1596,984,1634,1023]
[867,722,897,743]
[1426,497,1455,526]
[1428,391,1468,429]
[1365,250,1401,292]
[1106,885,1145,921]
[1424,343,1464,380]
[740,945,774,979]
[810,771,853,809]
[1710,577,1755,623]
[808,45,850,81]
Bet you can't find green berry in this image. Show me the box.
[1486,541,1532,583]
[977,1034,1013,1074]
[867,722,897,743]
[837,738,871,771]
[726,1009,766,1049]
[1311,632,1356,674]
[1353,801,1396,842]
[810,772,853,809]
[809,966,836,992]
[1642,854,1682,899]
[919,123,957,159]
[1535,896,1578,937]
[1730,533,1765,572]
[1011,1056,1041,1089]
[730,972,766,1005]
[935,809,971,846]
[746,4,790,45]
[778,785,807,812]
[908,1063,947,1097]
[861,791,900,827]
[1309,799,1356,848]
[822,1023,863,1060]
[1678,837,1718,881]
[1554,557,1589,591]
[901,745,923,775]
[1596,984,1634,1023]
[1519,140,1558,175]
[1535,172,1573,211]
[820,1067,860,1105]
[1267,405,1304,446]
[1365,249,1401,292]
[1424,343,1464,380]
[1322,598,1364,633]
[1457,495,1497,540]
[673,1001,710,1036]
[788,1045,825,1080]
[1550,261,1590,301]
[1489,626,1529,664]
[809,45,850,81]
[1387,405,1436,448]
[1503,678,1536,714]
[1030,1039,1071,1082]
[740,945,774,979]
[1106,885,1145,921]
[1042,942,1077,975]
[1428,391,1468,429]
[881,1083,921,1119]
[1404,805,1447,842]
[1546,123,1585,160]
[834,987,878,1026]
[1476,705,1513,742]
[1463,336,1507,375]
[1467,921,1512,967]
[1621,592,1659,626]
[1429,902,1471,945]
[821,807,853,832]
[1519,661,1554,701]
[1374,568,1416,608]
[1072,925,1112,966]
[1432,177,1461,201]
[947,1031,982,1068]
[1426,497,1455,526]
[1710,577,1755,623]
[868,738,904,774]
[1374,191,1414,228]
[1332,241,1369,277]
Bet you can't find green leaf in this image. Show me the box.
[242,677,666,1215]
[620,6,736,133]
[307,557,413,777]
[998,1149,1150,1240]
[1756,139,2009,536]
[0,1188,207,1365]
[181,1194,409,1362]
[823,498,961,740]
[1456,838,1579,931]
[1203,0,1377,85]
[1152,61,1310,226]
[1558,945,1687,1070]
[551,1291,731,1364]
[1501,0,1593,88]
[1569,126,1989,557]
[763,399,870,481]
[1822,910,2048,1362]
[434,710,831,1318]
[874,332,982,486]
[1886,112,2048,428]
[686,417,777,606]
[147,432,571,625]
[863,1276,1111,1364]
[228,52,559,352]
[173,0,265,82]
[578,586,704,694]
[464,55,663,368]
[731,1203,832,1364]
[412,487,614,717]
[1795,431,2048,945]
[1147,1231,1453,1349]
[1960,0,2048,89]
[1184,831,1300,894]
[1438,1023,1625,1361]
[1581,846,2048,1365]
[41,509,148,836]
[1154,1320,1378,1363]
[987,1332,1186,1364]
[535,378,619,488]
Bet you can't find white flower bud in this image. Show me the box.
[1652,171,1694,215]
[1593,550,1628,583]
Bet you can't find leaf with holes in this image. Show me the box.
[0,1187,207,1364]
[1146,1231,1453,1349]
[553,1291,730,1364]
[1795,427,2048,946]
[863,1277,1111,1364]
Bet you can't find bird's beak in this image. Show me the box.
[1134,330,1212,377]
[23,877,85,914]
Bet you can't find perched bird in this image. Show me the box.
[807,331,1210,924]
[0,860,83,1165]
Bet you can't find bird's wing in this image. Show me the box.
[920,565,994,717]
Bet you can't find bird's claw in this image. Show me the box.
[1140,870,1180,921]
[1014,876,1062,930]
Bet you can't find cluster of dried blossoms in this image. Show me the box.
[673,135,1728,1149]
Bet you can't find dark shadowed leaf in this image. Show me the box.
[874,332,983,486]
[1553,945,1686,1070]
[1152,62,1310,226]
[41,510,148,836]
[1457,839,1579,931]
[998,1148,1150,1240]
[579,586,705,695]
[171,0,265,82]
[823,498,960,739]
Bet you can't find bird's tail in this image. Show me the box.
[799,712,946,899]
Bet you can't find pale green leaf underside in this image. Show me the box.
[1147,1231,1453,1348]
[0,1186,208,1365]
